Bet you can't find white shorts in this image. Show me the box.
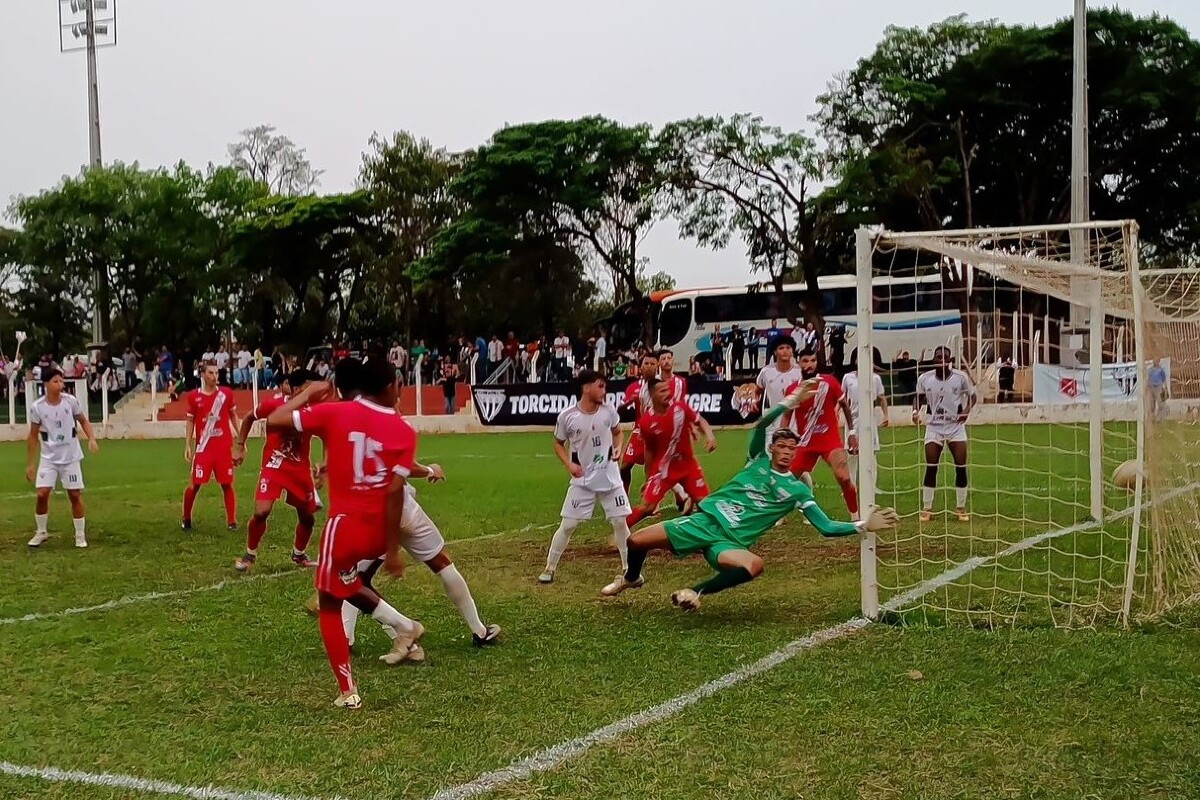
[400,498,446,563]
[925,423,968,445]
[561,484,631,520]
[36,460,84,490]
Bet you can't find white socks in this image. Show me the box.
[956,487,969,508]
[545,519,580,572]
[671,484,687,501]
[35,514,48,534]
[922,486,935,510]
[371,600,417,639]
[438,564,485,637]
[341,603,363,646]
[610,518,631,572]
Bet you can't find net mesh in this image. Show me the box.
[860,221,1200,628]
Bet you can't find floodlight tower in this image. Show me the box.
[58,0,117,348]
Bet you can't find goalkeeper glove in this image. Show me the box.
[856,506,900,533]
[780,378,822,410]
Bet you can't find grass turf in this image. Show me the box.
[0,428,1196,800]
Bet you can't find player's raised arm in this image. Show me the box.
[694,409,718,453]
[265,381,335,430]
[748,379,817,458]
[797,493,899,538]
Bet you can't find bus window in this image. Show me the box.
[917,281,950,311]
[658,298,693,348]
[823,287,857,317]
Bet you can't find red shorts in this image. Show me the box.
[641,460,710,508]
[790,433,846,475]
[191,448,234,486]
[255,468,318,512]
[314,512,386,600]
[621,430,645,468]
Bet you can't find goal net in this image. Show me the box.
[854,220,1200,627]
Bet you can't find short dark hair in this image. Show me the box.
[284,369,312,388]
[358,357,394,398]
[42,367,63,384]
[333,357,363,398]
[640,353,659,365]
[771,428,800,445]
[576,369,603,388]
[797,347,816,359]
[773,335,797,353]
[656,348,673,358]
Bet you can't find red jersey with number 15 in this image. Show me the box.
[187,387,237,454]
[784,374,844,447]
[638,401,700,474]
[252,393,313,473]
[293,397,416,516]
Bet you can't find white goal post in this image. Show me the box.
[854,220,1200,628]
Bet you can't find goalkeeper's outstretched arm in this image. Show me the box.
[798,498,862,537]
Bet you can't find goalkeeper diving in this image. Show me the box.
[600,379,900,611]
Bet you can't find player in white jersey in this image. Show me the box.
[754,335,804,436]
[539,369,633,584]
[841,352,889,482]
[26,369,100,548]
[912,346,977,522]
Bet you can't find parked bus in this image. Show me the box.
[601,274,963,369]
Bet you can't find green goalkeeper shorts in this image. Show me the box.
[664,512,747,571]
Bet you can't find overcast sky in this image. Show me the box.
[2,0,1196,289]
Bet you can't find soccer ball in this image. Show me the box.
[1111,460,1141,491]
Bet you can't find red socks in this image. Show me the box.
[841,481,859,516]
[294,522,314,553]
[182,484,199,521]
[221,484,237,525]
[247,517,267,551]
[318,606,355,693]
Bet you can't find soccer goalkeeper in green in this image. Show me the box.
[600,380,900,611]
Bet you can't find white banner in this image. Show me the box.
[1033,359,1169,405]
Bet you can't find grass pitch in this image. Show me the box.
[0,428,1197,800]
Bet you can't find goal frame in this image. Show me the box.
[853,221,1146,624]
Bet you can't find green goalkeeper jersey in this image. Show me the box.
[696,400,860,545]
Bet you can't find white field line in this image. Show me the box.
[10,488,1196,800]
[424,482,1200,800]
[0,481,175,501]
[0,761,340,800]
[0,522,557,626]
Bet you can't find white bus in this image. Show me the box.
[642,274,962,368]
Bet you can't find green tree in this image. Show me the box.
[355,131,461,345]
[228,125,323,196]
[662,114,833,328]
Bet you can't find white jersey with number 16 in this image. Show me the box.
[554,403,622,492]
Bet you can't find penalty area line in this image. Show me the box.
[0,761,341,800]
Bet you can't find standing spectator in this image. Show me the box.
[157,346,174,392]
[729,325,746,373]
[315,358,331,380]
[333,341,350,363]
[892,350,919,405]
[595,328,608,374]
[214,343,231,385]
[253,347,266,388]
[411,340,429,382]
[1148,358,1169,420]
[748,327,762,371]
[122,347,138,390]
[765,319,781,363]
[827,325,847,378]
[438,359,461,415]
[552,330,571,381]
[487,334,503,378]
[503,331,520,369]
[388,340,407,385]
[235,344,252,388]
[270,348,285,387]
[998,357,1016,403]
[201,345,216,367]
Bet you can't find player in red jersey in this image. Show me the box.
[266,357,423,710]
[625,378,717,528]
[617,353,662,492]
[782,347,859,517]
[231,369,319,572]
[656,348,693,509]
[182,363,240,531]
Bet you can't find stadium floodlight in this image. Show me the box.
[856,220,1200,629]
[58,0,117,348]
